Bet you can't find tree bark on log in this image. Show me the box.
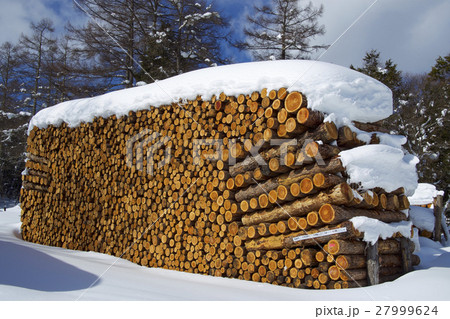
[352,120,390,133]
[335,254,420,270]
[319,204,407,225]
[245,221,358,251]
[433,195,444,242]
[229,122,338,177]
[327,238,411,255]
[340,266,402,281]
[366,242,379,285]
[235,158,345,202]
[313,173,344,189]
[296,108,324,128]
[241,183,354,226]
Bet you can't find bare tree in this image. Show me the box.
[238,0,327,60]
[18,19,56,114]
[0,42,21,112]
[159,0,230,75]
[70,0,230,86]
[69,0,162,88]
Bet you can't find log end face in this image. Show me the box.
[288,217,298,231]
[307,211,319,226]
[263,128,273,141]
[290,183,301,197]
[335,255,349,270]
[240,200,249,213]
[285,117,297,132]
[226,178,235,190]
[277,124,287,137]
[285,152,296,167]
[297,107,309,124]
[268,189,278,204]
[269,158,280,172]
[313,173,325,188]
[305,141,319,158]
[285,92,303,113]
[327,239,340,255]
[300,178,314,194]
[319,203,335,224]
[325,121,339,141]
[277,185,288,201]
[259,194,269,208]
[328,265,341,281]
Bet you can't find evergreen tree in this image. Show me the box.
[0,110,30,201]
[419,54,449,199]
[385,55,449,201]
[237,0,327,60]
[350,49,403,102]
[352,51,449,201]
[429,54,450,81]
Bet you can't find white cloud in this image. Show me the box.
[0,0,86,44]
[310,0,450,73]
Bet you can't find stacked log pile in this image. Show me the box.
[221,90,419,288]
[21,87,418,289]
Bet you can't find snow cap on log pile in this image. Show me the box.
[28,60,393,133]
[407,183,444,206]
[350,216,413,245]
[339,144,419,196]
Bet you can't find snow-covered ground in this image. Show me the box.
[1,205,450,301]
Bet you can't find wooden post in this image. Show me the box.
[366,241,379,285]
[434,195,443,242]
[400,238,413,273]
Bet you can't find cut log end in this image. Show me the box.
[304,141,319,158]
[306,211,320,226]
[328,265,340,281]
[319,203,335,224]
[259,194,269,209]
[313,173,325,188]
[285,91,303,113]
[290,182,301,197]
[325,122,339,141]
[268,190,278,204]
[327,239,340,255]
[277,185,289,201]
[300,178,314,194]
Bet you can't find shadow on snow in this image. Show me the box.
[0,240,100,292]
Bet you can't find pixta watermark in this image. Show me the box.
[126,129,325,176]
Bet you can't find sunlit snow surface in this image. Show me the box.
[408,183,445,206]
[339,144,419,196]
[28,60,392,133]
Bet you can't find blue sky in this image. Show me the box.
[0,0,449,74]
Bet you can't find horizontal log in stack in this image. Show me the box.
[21,87,419,290]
